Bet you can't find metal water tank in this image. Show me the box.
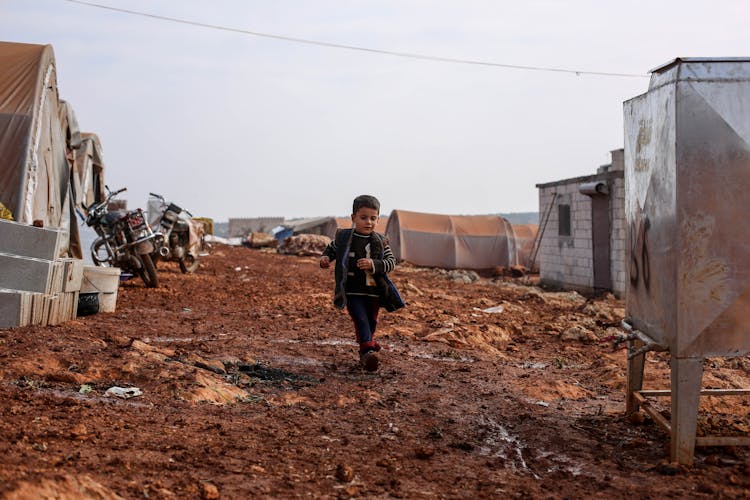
[623,57,750,464]
[624,57,750,358]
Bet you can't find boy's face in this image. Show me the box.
[351,207,379,235]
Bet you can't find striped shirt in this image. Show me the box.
[323,232,396,274]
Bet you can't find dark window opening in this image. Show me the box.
[558,204,571,236]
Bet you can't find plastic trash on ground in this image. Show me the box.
[104,386,143,399]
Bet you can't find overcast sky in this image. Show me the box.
[2,0,748,221]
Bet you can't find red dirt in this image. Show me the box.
[1,244,749,498]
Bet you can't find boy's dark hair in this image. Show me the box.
[352,194,380,214]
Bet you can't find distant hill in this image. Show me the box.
[500,212,538,225]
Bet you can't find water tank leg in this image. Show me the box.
[626,338,646,414]
[670,356,703,465]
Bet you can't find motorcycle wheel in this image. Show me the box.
[179,254,199,274]
[137,253,159,288]
[91,239,114,267]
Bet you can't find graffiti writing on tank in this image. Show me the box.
[629,216,650,290]
[635,119,652,172]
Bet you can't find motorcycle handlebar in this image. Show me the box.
[146,193,193,218]
[88,187,126,213]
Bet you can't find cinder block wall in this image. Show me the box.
[609,176,627,296]
[538,184,594,292]
[537,149,627,297]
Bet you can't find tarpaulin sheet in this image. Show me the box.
[285,216,338,239]
[73,132,105,210]
[511,223,539,271]
[0,41,69,230]
[385,209,521,270]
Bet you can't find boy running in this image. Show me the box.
[320,195,404,371]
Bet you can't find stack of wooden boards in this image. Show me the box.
[0,219,91,328]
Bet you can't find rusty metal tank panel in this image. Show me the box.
[624,58,750,358]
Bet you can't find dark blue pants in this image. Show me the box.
[346,295,379,353]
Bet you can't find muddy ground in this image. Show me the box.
[1,244,750,499]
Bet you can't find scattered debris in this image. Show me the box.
[245,232,278,248]
[103,386,143,399]
[276,234,331,256]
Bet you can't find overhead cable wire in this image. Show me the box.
[64,0,648,78]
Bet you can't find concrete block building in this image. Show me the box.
[535,149,626,297]
[227,217,284,238]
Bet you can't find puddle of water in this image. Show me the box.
[477,415,540,479]
[479,416,588,479]
[537,450,584,476]
[144,336,213,343]
[518,362,548,370]
[272,339,475,363]
[270,338,357,347]
[409,352,475,363]
[267,355,323,367]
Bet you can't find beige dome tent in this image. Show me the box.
[384,209,523,270]
[511,223,539,272]
[0,41,81,256]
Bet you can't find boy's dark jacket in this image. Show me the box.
[324,229,405,312]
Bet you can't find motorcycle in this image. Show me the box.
[147,192,203,273]
[84,186,162,288]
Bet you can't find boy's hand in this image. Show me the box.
[319,256,331,269]
[357,258,374,271]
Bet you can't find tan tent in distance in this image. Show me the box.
[385,209,536,270]
[511,223,539,272]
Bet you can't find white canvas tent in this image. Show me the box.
[0,41,82,257]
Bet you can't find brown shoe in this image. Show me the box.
[361,351,379,372]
